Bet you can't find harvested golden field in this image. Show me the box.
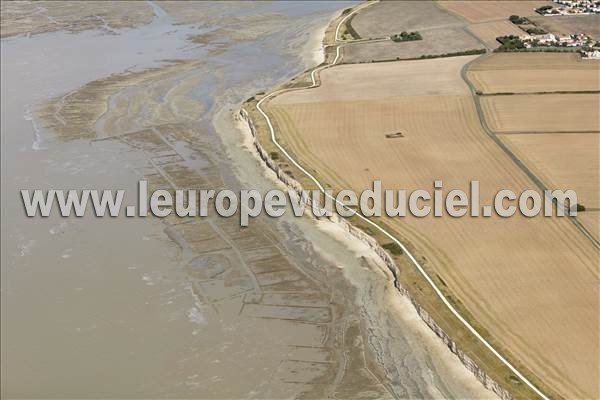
[268,58,599,399]
[277,56,477,103]
[577,212,600,241]
[467,20,526,49]
[468,53,600,93]
[529,14,600,40]
[342,1,485,62]
[501,133,600,209]
[481,94,600,132]
[438,1,552,23]
[350,0,465,38]
[342,27,483,63]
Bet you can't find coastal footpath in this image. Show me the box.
[241,1,598,399]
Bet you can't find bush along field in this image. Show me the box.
[391,31,422,42]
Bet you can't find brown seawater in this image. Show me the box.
[1,2,495,398]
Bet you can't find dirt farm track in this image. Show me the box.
[266,55,599,399]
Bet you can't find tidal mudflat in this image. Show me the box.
[2,2,493,398]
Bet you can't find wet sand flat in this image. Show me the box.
[2,1,503,399]
[0,1,155,38]
[2,2,393,397]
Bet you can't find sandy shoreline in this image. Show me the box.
[301,12,328,66]
[220,9,497,398]
[3,1,509,397]
[230,104,497,400]
[260,4,599,399]
[5,2,409,397]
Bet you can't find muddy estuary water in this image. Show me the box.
[1,2,494,398]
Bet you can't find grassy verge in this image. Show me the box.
[344,14,362,40]
[344,49,487,65]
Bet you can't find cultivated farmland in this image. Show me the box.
[577,212,600,241]
[470,53,599,244]
[277,56,477,103]
[529,14,600,40]
[481,94,600,132]
[467,20,526,49]
[342,27,482,63]
[267,56,599,400]
[342,1,484,62]
[437,1,553,23]
[349,1,464,38]
[468,53,600,93]
[500,133,600,210]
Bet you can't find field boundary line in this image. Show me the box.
[495,130,600,135]
[462,55,600,250]
[253,4,554,400]
[480,90,600,96]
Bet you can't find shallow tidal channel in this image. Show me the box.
[1,2,493,398]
